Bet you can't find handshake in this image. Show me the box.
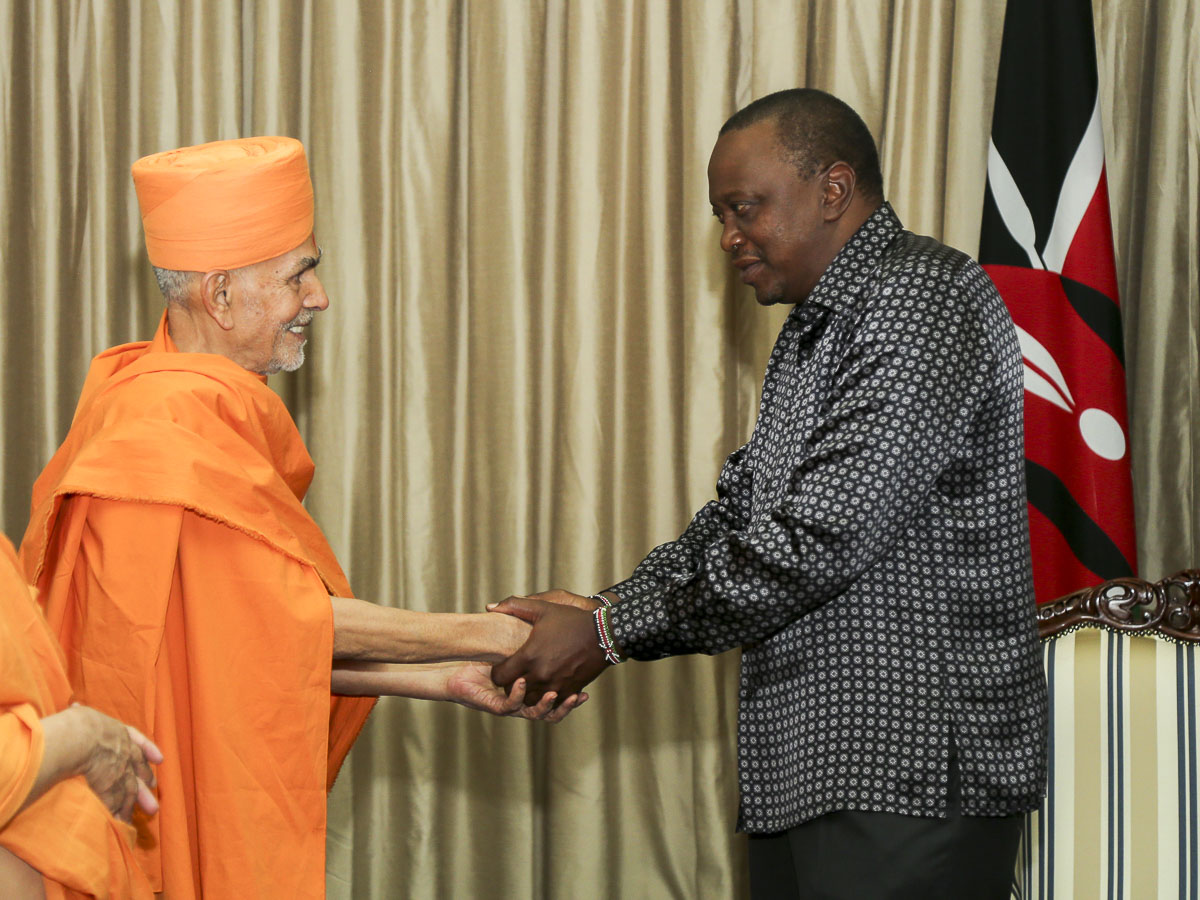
[329,589,624,724]
[485,589,623,722]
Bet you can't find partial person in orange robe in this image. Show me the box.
[0,531,159,899]
[19,137,582,900]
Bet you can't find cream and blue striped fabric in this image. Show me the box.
[1012,627,1199,899]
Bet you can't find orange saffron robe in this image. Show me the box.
[0,533,152,899]
[19,315,375,899]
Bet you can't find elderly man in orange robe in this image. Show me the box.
[19,137,578,899]
[0,530,159,899]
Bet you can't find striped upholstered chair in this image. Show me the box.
[1012,570,1200,899]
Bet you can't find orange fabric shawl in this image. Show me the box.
[0,533,152,899]
[19,314,374,899]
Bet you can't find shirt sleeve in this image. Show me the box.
[610,260,997,659]
[606,441,755,599]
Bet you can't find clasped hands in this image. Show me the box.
[488,590,615,706]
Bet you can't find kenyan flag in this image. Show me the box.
[979,0,1137,602]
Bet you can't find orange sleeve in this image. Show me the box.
[44,495,181,739]
[0,704,42,828]
[0,522,153,899]
[2,776,152,900]
[0,537,49,828]
[166,510,335,899]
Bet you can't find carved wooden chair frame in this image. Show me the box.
[1036,569,1200,643]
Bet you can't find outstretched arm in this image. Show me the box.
[331,596,530,664]
[607,265,998,661]
[331,660,586,722]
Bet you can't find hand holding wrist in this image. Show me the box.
[487,611,532,661]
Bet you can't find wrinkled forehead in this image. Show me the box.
[228,236,321,290]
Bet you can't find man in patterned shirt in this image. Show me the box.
[492,89,1048,898]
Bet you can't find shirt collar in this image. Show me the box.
[804,202,903,318]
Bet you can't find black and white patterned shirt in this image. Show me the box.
[608,204,1048,833]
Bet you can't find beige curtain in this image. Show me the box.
[0,1,1195,897]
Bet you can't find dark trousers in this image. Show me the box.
[747,752,1022,900]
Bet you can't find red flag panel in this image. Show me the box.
[1059,171,1120,300]
[986,264,1137,586]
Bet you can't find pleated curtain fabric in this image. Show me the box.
[0,2,1196,897]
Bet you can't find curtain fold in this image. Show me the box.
[1,1,1195,897]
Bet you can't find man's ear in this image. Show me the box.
[821,162,857,222]
[198,269,235,330]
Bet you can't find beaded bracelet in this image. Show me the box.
[593,606,624,665]
[588,593,615,609]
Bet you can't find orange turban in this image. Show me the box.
[132,136,314,271]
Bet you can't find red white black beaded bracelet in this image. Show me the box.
[588,593,615,609]
[593,606,624,665]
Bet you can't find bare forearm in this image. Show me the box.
[0,847,44,898]
[20,708,92,814]
[330,596,526,664]
[331,661,457,698]
[333,661,587,722]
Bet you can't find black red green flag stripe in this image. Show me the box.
[979,0,1137,603]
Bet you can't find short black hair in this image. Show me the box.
[720,88,884,202]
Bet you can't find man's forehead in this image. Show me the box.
[270,238,321,270]
[708,123,790,192]
[715,116,781,151]
[230,238,320,281]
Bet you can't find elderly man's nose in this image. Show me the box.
[305,276,330,310]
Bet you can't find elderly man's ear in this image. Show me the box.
[199,269,236,330]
